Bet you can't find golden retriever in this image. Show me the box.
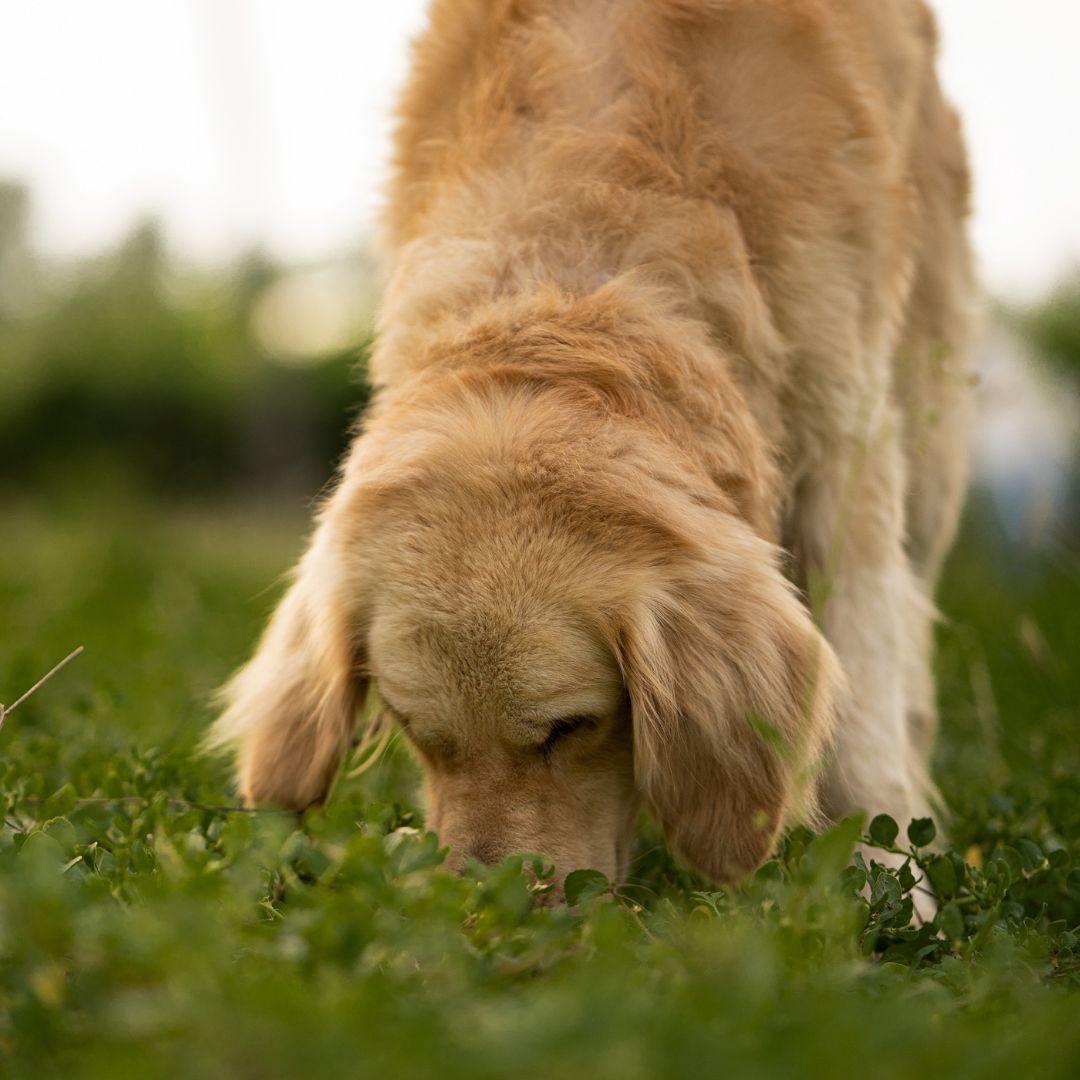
[211,0,974,894]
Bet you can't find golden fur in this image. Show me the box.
[211,0,974,892]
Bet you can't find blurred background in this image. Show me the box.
[0,3,1076,794]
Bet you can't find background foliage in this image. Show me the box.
[1,181,1079,1076]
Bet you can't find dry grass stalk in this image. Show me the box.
[0,645,85,733]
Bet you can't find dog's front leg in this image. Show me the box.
[794,423,936,913]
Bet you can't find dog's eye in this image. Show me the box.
[539,715,596,760]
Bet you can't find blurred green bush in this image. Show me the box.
[1020,277,1080,384]
[0,181,371,497]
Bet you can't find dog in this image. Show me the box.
[211,0,974,893]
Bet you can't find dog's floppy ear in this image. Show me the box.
[616,519,840,882]
[208,521,367,809]
[207,422,448,809]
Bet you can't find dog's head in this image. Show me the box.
[216,381,839,888]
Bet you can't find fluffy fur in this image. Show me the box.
[211,0,974,891]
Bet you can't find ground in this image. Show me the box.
[1,491,1078,1078]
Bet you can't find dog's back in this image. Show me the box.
[378,0,972,508]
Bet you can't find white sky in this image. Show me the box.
[0,1,1078,298]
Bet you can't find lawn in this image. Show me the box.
[1,490,1078,1078]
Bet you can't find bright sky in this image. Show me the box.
[1,1,1078,298]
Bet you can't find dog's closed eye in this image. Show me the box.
[539,715,597,761]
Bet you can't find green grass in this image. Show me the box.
[1,492,1078,1079]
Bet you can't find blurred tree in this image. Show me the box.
[0,201,368,497]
